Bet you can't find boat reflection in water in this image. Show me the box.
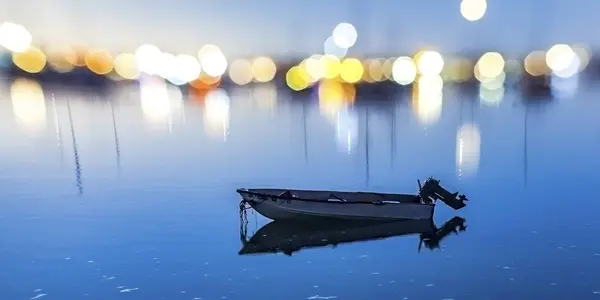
[239,216,466,256]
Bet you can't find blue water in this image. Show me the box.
[1,77,600,299]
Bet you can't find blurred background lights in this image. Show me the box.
[0,22,32,53]
[339,58,363,83]
[392,56,417,85]
[171,54,201,84]
[321,55,342,79]
[367,59,384,82]
[229,59,253,85]
[85,49,114,75]
[546,44,577,77]
[198,45,228,77]
[251,56,277,83]
[12,46,46,74]
[324,36,348,58]
[460,0,487,22]
[135,44,162,75]
[304,55,325,82]
[415,50,444,76]
[114,53,139,80]
[46,45,77,73]
[524,50,549,76]
[475,52,505,80]
[332,23,357,49]
[286,66,311,91]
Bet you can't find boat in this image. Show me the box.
[237,177,468,221]
[238,216,467,256]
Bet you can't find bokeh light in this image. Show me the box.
[12,46,46,74]
[392,56,417,85]
[460,0,487,22]
[135,44,162,75]
[332,23,358,48]
[303,55,325,82]
[46,45,77,73]
[229,59,253,85]
[324,36,348,58]
[170,54,202,85]
[0,22,32,53]
[475,52,505,81]
[114,53,139,80]
[524,51,549,76]
[321,55,341,79]
[85,49,114,75]
[339,58,363,83]
[546,44,578,78]
[251,56,277,83]
[367,59,384,82]
[198,45,228,77]
[415,50,444,76]
[286,66,311,91]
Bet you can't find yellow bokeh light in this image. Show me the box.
[460,0,487,22]
[475,52,505,81]
[339,58,363,83]
[415,50,444,76]
[286,66,310,91]
[229,59,253,85]
[12,46,46,74]
[114,53,139,80]
[524,51,549,76]
[85,49,114,75]
[46,45,77,73]
[320,55,341,79]
[10,78,46,131]
[302,55,325,82]
[251,56,277,83]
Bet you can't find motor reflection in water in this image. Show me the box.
[239,216,466,256]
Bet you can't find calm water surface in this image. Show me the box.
[1,77,600,299]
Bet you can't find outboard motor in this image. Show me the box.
[419,178,468,210]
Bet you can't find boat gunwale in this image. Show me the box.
[237,188,434,206]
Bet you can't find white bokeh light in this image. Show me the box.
[332,23,357,49]
[324,36,348,58]
[135,44,163,75]
[392,56,417,85]
[198,45,228,77]
[0,22,32,53]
